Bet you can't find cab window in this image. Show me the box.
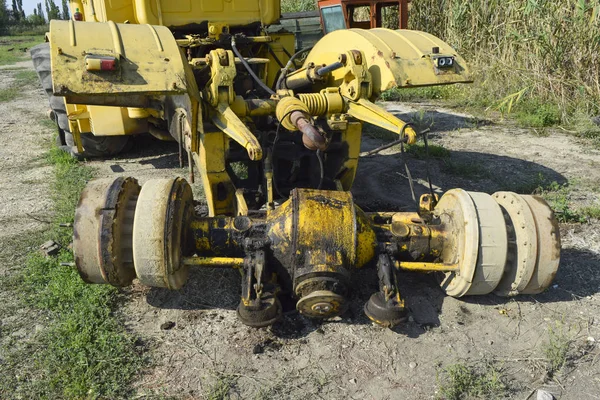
[378,3,399,30]
[321,5,346,33]
[347,5,371,29]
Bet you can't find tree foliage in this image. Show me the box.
[45,0,60,20]
[61,0,68,19]
[0,0,9,33]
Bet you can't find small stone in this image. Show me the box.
[536,389,555,400]
[587,336,595,342]
[488,340,494,345]
[252,344,263,354]
[552,284,559,289]
[160,321,176,330]
[348,378,357,384]
[409,362,417,369]
[40,240,60,256]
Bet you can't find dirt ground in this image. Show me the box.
[2,59,600,399]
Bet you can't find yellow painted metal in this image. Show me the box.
[205,49,263,161]
[195,131,236,216]
[337,121,362,191]
[304,29,473,99]
[127,108,151,119]
[182,256,245,268]
[65,103,148,136]
[275,96,311,131]
[208,22,229,39]
[338,49,372,101]
[229,96,277,117]
[132,0,281,27]
[235,189,249,216]
[346,98,417,144]
[205,49,236,107]
[395,261,459,272]
[72,0,136,24]
[49,20,187,103]
[296,190,356,268]
[298,90,344,116]
[266,189,377,269]
[212,106,263,161]
[89,105,148,135]
[190,217,240,253]
[277,80,417,145]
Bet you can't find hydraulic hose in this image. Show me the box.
[276,46,313,90]
[231,37,276,96]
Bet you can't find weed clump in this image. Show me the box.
[437,363,507,400]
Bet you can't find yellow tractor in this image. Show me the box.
[34,0,560,327]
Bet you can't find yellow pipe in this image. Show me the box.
[182,256,245,269]
[395,261,459,272]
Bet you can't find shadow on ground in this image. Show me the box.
[367,109,493,138]
[353,136,567,212]
[103,134,181,170]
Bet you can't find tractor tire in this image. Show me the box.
[31,43,130,158]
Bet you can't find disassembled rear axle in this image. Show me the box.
[74,177,560,327]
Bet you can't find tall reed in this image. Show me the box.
[408,0,600,121]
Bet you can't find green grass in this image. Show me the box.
[0,142,143,398]
[0,87,20,102]
[579,205,600,220]
[543,323,572,377]
[436,363,507,400]
[0,67,44,103]
[13,69,39,82]
[514,101,562,128]
[0,35,44,66]
[406,142,450,159]
[536,181,587,223]
[381,86,456,102]
[206,374,237,400]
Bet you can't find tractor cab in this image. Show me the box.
[317,0,410,33]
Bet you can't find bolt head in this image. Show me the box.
[312,302,332,314]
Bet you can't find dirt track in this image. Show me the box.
[2,60,600,399]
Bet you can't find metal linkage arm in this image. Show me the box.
[346,98,418,145]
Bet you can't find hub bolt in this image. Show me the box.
[312,302,332,314]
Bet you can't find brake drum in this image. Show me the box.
[435,189,508,297]
[73,177,140,286]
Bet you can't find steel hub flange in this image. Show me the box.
[492,192,538,296]
[520,195,561,294]
[296,290,346,318]
[73,177,140,286]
